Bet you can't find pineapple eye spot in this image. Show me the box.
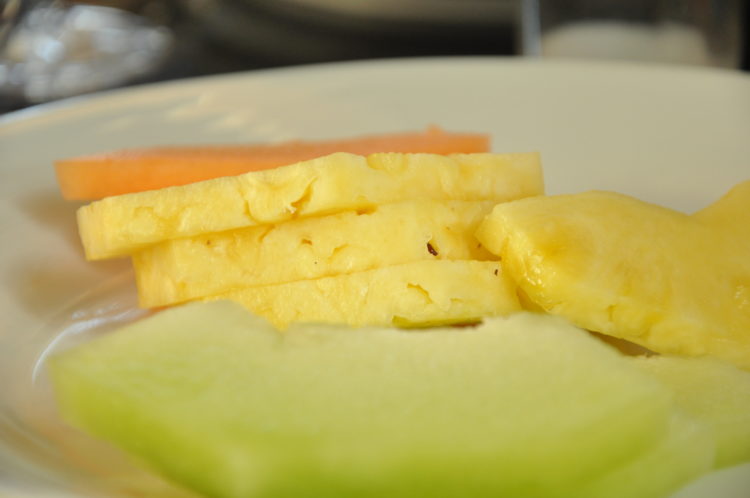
[427,241,439,256]
[301,239,313,246]
[356,207,377,216]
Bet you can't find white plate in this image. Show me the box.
[1,57,749,497]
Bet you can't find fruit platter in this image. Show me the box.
[1,58,749,497]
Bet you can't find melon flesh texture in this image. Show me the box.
[206,260,521,329]
[133,200,496,308]
[577,413,713,498]
[48,301,701,498]
[77,152,543,260]
[632,355,750,468]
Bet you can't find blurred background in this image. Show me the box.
[0,0,747,114]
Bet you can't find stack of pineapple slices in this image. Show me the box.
[78,152,543,328]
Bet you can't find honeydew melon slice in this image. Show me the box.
[49,301,687,498]
[578,412,713,498]
[632,355,750,468]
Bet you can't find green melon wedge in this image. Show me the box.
[579,412,713,498]
[49,301,702,498]
[632,355,750,469]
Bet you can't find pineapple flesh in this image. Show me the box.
[78,152,542,260]
[475,181,750,370]
[133,200,495,308]
[205,260,521,329]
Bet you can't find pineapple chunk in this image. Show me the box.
[692,180,750,239]
[205,260,520,329]
[133,200,495,308]
[475,182,750,369]
[78,152,542,260]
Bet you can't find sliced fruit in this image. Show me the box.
[632,355,750,468]
[133,200,495,308]
[578,413,713,498]
[77,152,543,260]
[692,180,750,240]
[475,183,750,370]
[49,302,678,498]
[55,127,490,200]
[206,260,520,329]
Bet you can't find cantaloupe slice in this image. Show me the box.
[55,127,490,200]
[49,302,694,498]
[133,200,495,308]
[206,260,520,329]
[78,152,542,260]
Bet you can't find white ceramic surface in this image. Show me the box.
[1,57,749,497]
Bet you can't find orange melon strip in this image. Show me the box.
[54,126,490,200]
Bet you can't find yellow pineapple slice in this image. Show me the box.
[204,260,520,329]
[78,152,542,260]
[692,180,750,239]
[134,200,495,308]
[475,181,750,370]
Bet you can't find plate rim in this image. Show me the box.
[2,55,749,132]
